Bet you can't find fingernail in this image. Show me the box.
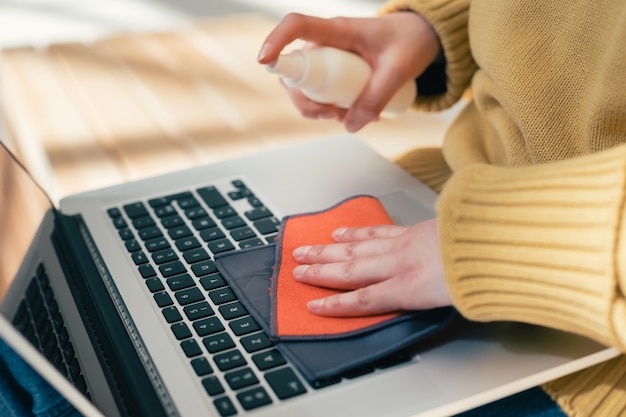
[257,43,269,62]
[308,299,324,311]
[293,265,308,279]
[292,246,310,259]
[346,118,365,132]
[332,228,347,239]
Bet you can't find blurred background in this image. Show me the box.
[0,0,385,48]
[0,0,463,295]
[0,0,462,202]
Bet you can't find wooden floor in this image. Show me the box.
[0,13,459,203]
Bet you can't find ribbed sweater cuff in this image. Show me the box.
[379,0,475,111]
[436,147,626,346]
[393,147,451,193]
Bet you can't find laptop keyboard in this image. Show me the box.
[107,179,308,416]
[12,263,90,398]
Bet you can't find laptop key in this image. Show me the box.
[118,228,133,240]
[191,357,213,376]
[183,301,214,321]
[203,332,235,353]
[154,205,176,218]
[253,349,286,371]
[181,339,202,358]
[178,197,200,209]
[139,227,162,241]
[239,238,264,249]
[191,260,218,277]
[203,376,225,396]
[132,216,155,229]
[236,386,272,410]
[253,217,280,235]
[171,322,192,340]
[131,251,148,265]
[161,306,182,323]
[144,237,170,252]
[111,217,128,229]
[191,217,216,230]
[221,216,245,230]
[193,317,224,337]
[161,215,184,229]
[213,397,236,417]
[214,206,236,219]
[124,239,140,252]
[218,301,248,320]
[240,333,273,353]
[153,292,173,307]
[214,349,247,371]
[197,186,228,209]
[152,248,178,265]
[245,207,272,221]
[145,278,165,293]
[184,207,207,219]
[168,225,193,240]
[225,367,259,390]
[138,264,156,278]
[183,248,210,264]
[159,261,186,277]
[265,367,307,400]
[230,227,256,242]
[107,207,122,218]
[208,239,235,254]
[247,197,263,208]
[229,316,260,336]
[166,274,195,291]
[209,287,237,305]
[123,202,149,219]
[199,227,225,242]
[175,236,200,251]
[175,287,204,306]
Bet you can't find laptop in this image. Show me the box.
[0,134,619,417]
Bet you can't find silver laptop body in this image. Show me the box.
[0,134,618,417]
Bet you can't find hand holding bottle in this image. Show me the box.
[257,12,441,132]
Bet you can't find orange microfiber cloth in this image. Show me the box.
[271,195,404,339]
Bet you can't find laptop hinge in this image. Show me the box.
[52,210,177,417]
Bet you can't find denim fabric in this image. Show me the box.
[0,338,80,417]
[454,387,566,417]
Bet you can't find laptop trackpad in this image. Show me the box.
[379,190,435,226]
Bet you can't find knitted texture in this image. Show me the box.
[382,0,626,415]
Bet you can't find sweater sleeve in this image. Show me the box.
[437,144,626,349]
[378,0,476,112]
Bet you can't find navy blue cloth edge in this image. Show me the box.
[215,244,457,382]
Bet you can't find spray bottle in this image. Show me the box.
[265,46,417,117]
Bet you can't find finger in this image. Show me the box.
[332,224,408,242]
[306,279,403,317]
[344,56,413,132]
[293,254,395,290]
[283,83,345,120]
[258,14,355,64]
[293,238,394,264]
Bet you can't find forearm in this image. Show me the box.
[437,143,626,349]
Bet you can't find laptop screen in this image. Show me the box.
[0,141,52,301]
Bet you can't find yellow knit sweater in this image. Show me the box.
[380,1,626,416]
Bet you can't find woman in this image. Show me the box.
[257,1,626,415]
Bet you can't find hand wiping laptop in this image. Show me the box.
[215,195,456,383]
